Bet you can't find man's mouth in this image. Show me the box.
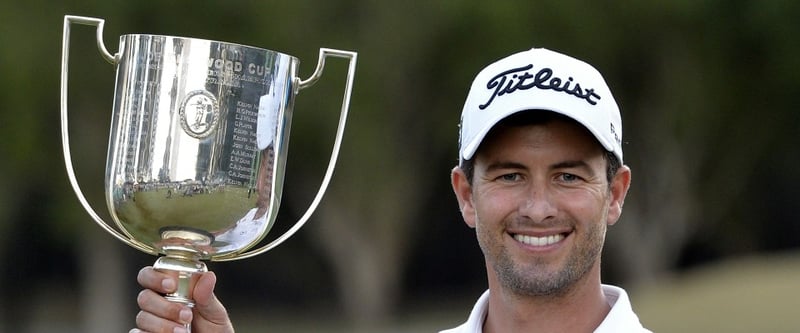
[512,233,567,247]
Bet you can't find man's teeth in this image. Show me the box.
[514,233,565,246]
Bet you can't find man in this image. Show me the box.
[131,47,649,333]
[443,47,648,332]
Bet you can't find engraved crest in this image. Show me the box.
[179,90,219,138]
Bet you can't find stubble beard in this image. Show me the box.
[483,219,607,298]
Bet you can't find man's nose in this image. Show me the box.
[518,184,557,223]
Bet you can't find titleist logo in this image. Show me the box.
[479,64,601,110]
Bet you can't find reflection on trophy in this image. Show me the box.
[60,14,357,318]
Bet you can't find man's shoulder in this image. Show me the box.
[440,286,652,333]
[438,290,490,333]
[596,284,652,333]
[438,324,469,333]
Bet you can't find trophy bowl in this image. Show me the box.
[60,15,357,310]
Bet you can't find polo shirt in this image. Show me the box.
[440,284,651,333]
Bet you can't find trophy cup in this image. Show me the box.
[60,15,357,316]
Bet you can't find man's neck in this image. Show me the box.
[483,273,610,333]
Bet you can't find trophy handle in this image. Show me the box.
[60,15,154,254]
[218,48,358,261]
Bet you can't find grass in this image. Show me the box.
[11,251,800,332]
[633,251,800,332]
[230,251,800,332]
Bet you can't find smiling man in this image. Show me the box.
[445,48,650,333]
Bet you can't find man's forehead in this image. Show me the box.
[481,116,602,150]
[473,119,603,164]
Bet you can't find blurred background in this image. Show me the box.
[1,1,799,332]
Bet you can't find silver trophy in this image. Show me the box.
[60,15,357,312]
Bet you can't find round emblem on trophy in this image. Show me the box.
[179,90,219,138]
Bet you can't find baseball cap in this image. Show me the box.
[459,47,623,164]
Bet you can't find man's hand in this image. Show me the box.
[130,267,234,333]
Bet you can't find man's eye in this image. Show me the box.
[499,173,521,181]
[559,173,580,182]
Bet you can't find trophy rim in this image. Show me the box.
[119,33,299,61]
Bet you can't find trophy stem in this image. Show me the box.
[153,250,208,307]
[152,233,210,333]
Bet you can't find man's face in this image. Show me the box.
[452,118,630,297]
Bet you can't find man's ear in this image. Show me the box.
[607,165,631,226]
[452,166,477,228]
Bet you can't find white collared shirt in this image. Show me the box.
[440,284,651,333]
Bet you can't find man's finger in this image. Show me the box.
[137,266,177,293]
[137,289,192,324]
[135,308,189,333]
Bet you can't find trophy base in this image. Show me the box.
[163,294,198,307]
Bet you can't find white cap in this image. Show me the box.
[459,47,623,164]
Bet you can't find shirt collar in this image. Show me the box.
[441,284,650,333]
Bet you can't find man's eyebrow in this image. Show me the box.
[484,161,527,173]
[551,160,596,175]
[483,159,597,175]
